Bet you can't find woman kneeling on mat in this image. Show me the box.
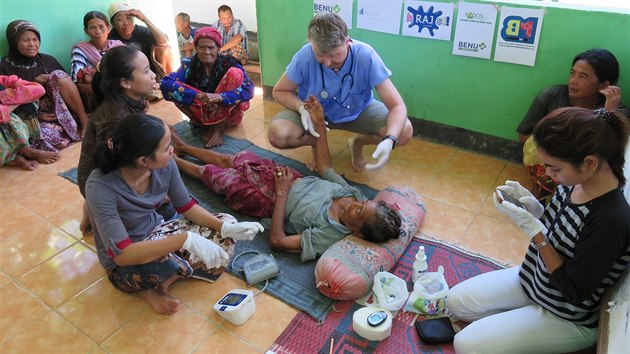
[448,107,630,353]
[85,113,263,315]
[160,27,253,148]
[172,96,401,262]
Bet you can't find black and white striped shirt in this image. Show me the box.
[519,185,630,327]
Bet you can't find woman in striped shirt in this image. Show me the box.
[448,107,630,353]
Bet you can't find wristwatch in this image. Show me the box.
[383,135,398,149]
[532,238,549,250]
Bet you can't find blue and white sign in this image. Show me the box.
[402,0,454,41]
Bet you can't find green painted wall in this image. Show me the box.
[257,0,630,141]
[1,0,178,71]
[0,0,115,71]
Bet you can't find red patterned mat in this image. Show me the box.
[268,237,506,354]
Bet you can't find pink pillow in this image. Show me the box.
[315,186,426,300]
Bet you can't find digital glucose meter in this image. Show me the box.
[213,289,255,325]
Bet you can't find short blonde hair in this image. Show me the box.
[307,12,348,53]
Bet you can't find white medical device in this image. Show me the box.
[213,289,256,325]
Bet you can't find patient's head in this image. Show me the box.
[361,201,402,243]
[341,200,401,243]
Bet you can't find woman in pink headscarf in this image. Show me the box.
[160,27,253,148]
[70,11,124,111]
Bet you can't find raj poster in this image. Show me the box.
[313,0,354,29]
[452,2,497,59]
[494,7,544,66]
[402,0,455,41]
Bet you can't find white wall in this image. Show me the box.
[172,0,257,31]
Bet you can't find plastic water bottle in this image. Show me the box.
[412,246,428,283]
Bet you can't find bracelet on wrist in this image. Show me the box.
[383,135,398,149]
[532,238,549,250]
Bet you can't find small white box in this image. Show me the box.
[213,289,255,325]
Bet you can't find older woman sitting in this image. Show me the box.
[0,20,89,144]
[160,27,253,148]
[70,11,124,111]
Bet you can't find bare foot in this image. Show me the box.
[169,126,188,155]
[306,148,317,171]
[304,96,324,121]
[348,136,366,172]
[7,155,38,171]
[157,274,181,295]
[80,201,92,235]
[21,147,61,164]
[202,122,226,148]
[137,289,181,315]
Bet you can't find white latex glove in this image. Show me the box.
[493,193,547,239]
[182,231,229,269]
[221,221,264,241]
[298,105,319,138]
[365,138,394,170]
[497,180,544,218]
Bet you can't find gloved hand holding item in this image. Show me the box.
[497,180,545,218]
[182,231,229,269]
[221,221,265,241]
[365,138,393,170]
[299,105,319,138]
[493,193,547,238]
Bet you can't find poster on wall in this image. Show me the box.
[356,0,403,35]
[493,7,544,66]
[452,2,497,59]
[314,0,354,29]
[402,0,454,41]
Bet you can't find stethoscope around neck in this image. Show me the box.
[319,47,354,108]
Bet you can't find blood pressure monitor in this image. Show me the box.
[213,289,256,325]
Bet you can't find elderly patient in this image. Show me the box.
[173,96,402,261]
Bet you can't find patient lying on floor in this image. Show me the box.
[173,96,401,261]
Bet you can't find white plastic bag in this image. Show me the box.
[372,272,409,311]
[404,266,449,315]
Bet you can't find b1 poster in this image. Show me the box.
[493,7,544,66]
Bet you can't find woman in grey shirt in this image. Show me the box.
[86,113,263,315]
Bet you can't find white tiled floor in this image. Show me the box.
[0,92,532,352]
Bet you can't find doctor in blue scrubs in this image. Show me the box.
[268,12,413,172]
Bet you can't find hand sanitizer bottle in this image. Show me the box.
[412,246,428,283]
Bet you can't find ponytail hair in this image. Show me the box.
[92,113,166,174]
[533,107,629,186]
[91,45,142,108]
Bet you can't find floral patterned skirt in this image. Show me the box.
[176,67,249,127]
[200,151,302,217]
[0,113,29,165]
[107,214,237,293]
[30,70,81,151]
